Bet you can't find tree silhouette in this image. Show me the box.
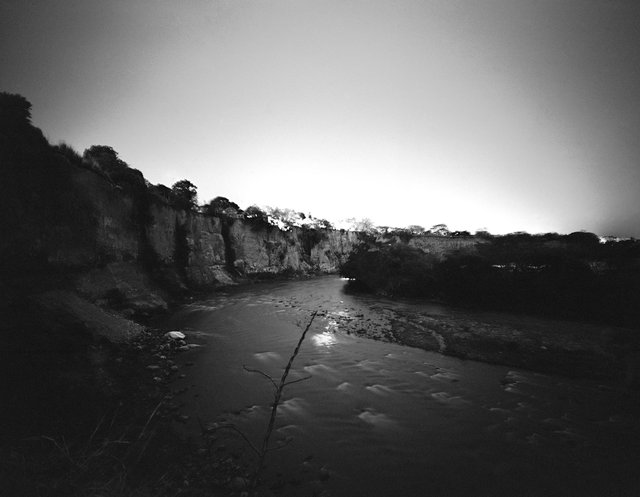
[83,145,126,172]
[244,205,268,222]
[170,180,198,211]
[203,196,241,217]
[429,224,450,236]
[0,92,32,125]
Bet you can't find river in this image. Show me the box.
[161,276,640,497]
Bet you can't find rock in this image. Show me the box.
[165,331,186,340]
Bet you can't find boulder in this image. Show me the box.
[165,331,186,340]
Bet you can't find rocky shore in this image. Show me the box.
[319,290,640,387]
[0,274,257,496]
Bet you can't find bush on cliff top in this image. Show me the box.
[202,196,242,218]
[170,179,198,211]
[341,243,438,297]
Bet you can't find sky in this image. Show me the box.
[2,0,640,236]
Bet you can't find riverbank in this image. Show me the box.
[387,307,640,384]
[0,264,334,496]
[0,272,255,496]
[2,270,638,495]
[326,283,640,385]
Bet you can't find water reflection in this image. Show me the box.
[165,276,640,497]
[312,331,337,348]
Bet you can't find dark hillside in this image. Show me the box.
[341,231,640,328]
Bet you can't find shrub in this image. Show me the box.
[202,196,242,217]
[341,243,437,297]
[170,180,198,211]
[53,142,84,168]
[0,91,32,125]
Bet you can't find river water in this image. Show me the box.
[162,276,640,497]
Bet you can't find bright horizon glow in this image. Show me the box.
[2,0,640,237]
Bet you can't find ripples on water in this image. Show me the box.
[161,276,640,497]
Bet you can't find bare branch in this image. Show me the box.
[250,311,318,495]
[208,423,260,456]
[243,365,278,391]
[283,375,312,387]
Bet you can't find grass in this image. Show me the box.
[2,413,158,497]
[0,323,245,497]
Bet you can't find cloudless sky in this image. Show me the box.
[2,0,640,236]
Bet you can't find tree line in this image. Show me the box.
[341,231,640,328]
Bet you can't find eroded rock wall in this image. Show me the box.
[227,221,303,275]
[309,228,360,272]
[145,202,229,286]
[183,214,229,285]
[226,222,360,276]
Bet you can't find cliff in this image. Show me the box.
[0,92,471,344]
[228,221,358,276]
[1,154,360,316]
[0,107,361,336]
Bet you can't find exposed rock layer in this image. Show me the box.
[30,165,365,287]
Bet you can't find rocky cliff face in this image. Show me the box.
[310,228,359,272]
[4,157,475,293]
[1,148,364,341]
[145,202,230,286]
[64,165,141,266]
[14,161,361,290]
[227,222,359,276]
